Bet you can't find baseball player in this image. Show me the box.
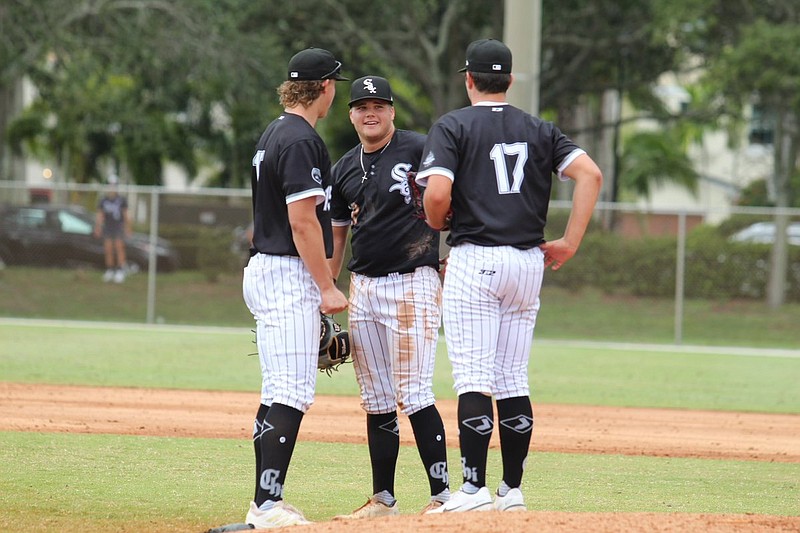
[328,76,450,517]
[241,47,349,528]
[416,39,603,512]
[93,174,131,283]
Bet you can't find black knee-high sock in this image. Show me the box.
[255,403,303,506]
[409,405,449,496]
[496,396,533,489]
[253,403,270,501]
[367,411,400,496]
[457,392,494,488]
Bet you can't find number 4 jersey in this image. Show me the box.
[415,102,585,249]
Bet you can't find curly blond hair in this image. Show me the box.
[277,80,326,108]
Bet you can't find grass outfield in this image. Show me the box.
[2,267,800,348]
[1,320,799,531]
[1,433,798,533]
[2,321,799,412]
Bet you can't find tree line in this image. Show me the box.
[0,0,797,209]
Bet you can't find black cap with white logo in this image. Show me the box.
[348,76,394,106]
[458,38,512,74]
[287,48,349,81]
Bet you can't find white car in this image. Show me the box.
[729,221,800,246]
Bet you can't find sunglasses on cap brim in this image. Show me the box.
[321,61,343,79]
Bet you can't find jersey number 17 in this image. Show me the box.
[489,142,528,194]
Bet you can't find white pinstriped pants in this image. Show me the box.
[348,266,441,416]
[243,253,321,413]
[442,243,544,399]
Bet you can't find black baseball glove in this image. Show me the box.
[318,313,351,375]
[407,170,426,221]
[407,170,452,230]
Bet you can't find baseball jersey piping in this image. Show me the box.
[557,149,586,180]
[286,188,325,204]
[414,167,454,187]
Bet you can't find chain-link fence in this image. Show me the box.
[0,182,252,326]
[1,181,799,348]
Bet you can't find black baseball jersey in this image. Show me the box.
[416,103,584,249]
[250,113,333,257]
[330,129,439,276]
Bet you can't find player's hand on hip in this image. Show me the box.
[539,238,577,271]
[320,286,348,314]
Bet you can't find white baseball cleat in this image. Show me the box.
[426,486,492,513]
[245,500,311,528]
[493,487,526,511]
[333,495,399,519]
[103,269,115,282]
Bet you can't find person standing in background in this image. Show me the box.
[94,174,131,283]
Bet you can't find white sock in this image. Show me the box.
[258,500,276,512]
[497,480,512,497]
[462,482,480,495]
[373,490,396,506]
[432,488,451,503]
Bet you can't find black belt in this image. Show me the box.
[358,264,437,278]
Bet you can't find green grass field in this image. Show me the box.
[2,322,800,412]
[2,266,799,348]
[2,433,797,532]
[1,321,799,532]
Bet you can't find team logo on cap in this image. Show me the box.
[362,78,377,94]
[492,64,501,71]
[290,72,299,78]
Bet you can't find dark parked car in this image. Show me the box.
[0,204,180,272]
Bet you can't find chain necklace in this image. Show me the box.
[359,139,392,182]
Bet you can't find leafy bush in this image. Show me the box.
[628,238,677,297]
[159,224,241,281]
[196,226,240,282]
[158,225,204,269]
[156,219,800,299]
[552,225,800,302]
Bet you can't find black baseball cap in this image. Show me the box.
[348,76,394,106]
[287,47,349,81]
[458,38,512,74]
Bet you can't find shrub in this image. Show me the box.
[159,224,241,281]
[552,226,800,302]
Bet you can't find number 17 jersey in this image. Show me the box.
[415,102,584,249]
